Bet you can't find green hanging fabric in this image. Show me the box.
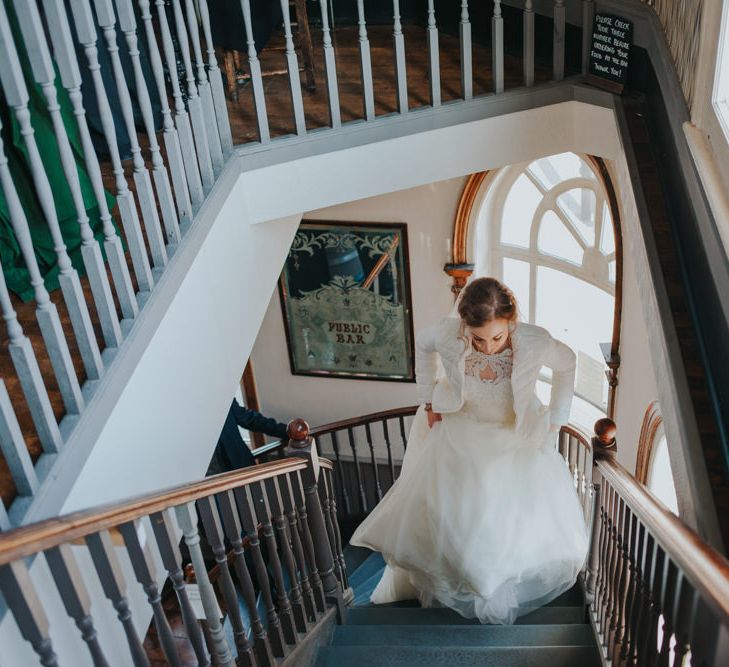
[0,0,117,302]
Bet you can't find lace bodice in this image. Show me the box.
[460,347,516,425]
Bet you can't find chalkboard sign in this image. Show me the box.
[588,13,633,93]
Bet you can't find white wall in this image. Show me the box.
[252,178,465,429]
[251,166,661,474]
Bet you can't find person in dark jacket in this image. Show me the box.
[207,399,292,474]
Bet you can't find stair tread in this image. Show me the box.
[333,623,594,647]
[345,605,585,625]
[316,644,601,666]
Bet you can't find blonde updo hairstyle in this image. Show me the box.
[457,277,518,328]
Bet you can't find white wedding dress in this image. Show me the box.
[349,346,589,625]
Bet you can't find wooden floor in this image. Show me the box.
[0,25,553,510]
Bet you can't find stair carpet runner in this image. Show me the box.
[313,546,601,666]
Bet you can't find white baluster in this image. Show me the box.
[554,0,566,81]
[197,0,234,155]
[0,251,61,454]
[460,1,472,100]
[524,0,535,86]
[176,503,235,666]
[0,380,38,498]
[392,0,408,113]
[137,0,192,225]
[492,0,504,93]
[92,0,168,270]
[319,0,341,128]
[183,0,223,170]
[115,0,181,247]
[0,10,86,415]
[68,0,154,293]
[15,0,121,360]
[239,0,270,142]
[152,0,204,209]
[356,0,375,120]
[169,0,215,190]
[279,0,307,135]
[427,0,440,108]
[42,0,138,324]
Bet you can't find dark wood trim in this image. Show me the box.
[241,360,265,449]
[278,220,417,383]
[309,405,419,437]
[635,400,664,485]
[452,172,490,266]
[587,155,624,419]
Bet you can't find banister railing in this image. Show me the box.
[0,1,713,530]
[0,1,594,524]
[311,406,729,664]
[587,419,729,666]
[0,443,347,666]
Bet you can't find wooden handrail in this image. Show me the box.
[0,458,310,566]
[310,405,419,437]
[596,456,729,622]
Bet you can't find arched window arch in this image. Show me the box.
[636,402,679,514]
[446,153,622,431]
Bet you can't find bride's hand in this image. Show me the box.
[427,409,442,428]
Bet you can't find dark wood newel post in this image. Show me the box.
[286,420,346,621]
[587,418,617,602]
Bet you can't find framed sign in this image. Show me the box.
[279,220,415,381]
[587,13,633,93]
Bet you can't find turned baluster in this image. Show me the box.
[459,0,472,99]
[318,468,343,586]
[119,519,181,666]
[365,422,383,502]
[392,0,408,113]
[263,477,309,633]
[347,427,368,512]
[330,432,352,515]
[86,530,150,666]
[382,419,397,486]
[656,559,678,666]
[216,490,278,664]
[620,513,643,664]
[278,0,306,135]
[45,545,111,666]
[197,495,255,667]
[289,470,327,613]
[239,0,269,141]
[234,483,297,648]
[0,560,60,666]
[280,472,319,621]
[356,0,375,120]
[150,509,210,665]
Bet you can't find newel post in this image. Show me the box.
[286,420,345,620]
[586,418,617,602]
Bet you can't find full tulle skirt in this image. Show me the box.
[349,408,590,625]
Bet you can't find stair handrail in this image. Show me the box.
[0,457,305,565]
[0,441,347,666]
[586,418,729,663]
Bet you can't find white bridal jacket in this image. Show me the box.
[415,318,577,439]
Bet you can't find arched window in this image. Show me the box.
[470,153,619,430]
[636,402,679,514]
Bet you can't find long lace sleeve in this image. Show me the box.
[544,337,576,427]
[414,323,440,404]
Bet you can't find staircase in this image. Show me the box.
[312,547,602,666]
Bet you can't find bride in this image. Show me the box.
[350,277,589,625]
